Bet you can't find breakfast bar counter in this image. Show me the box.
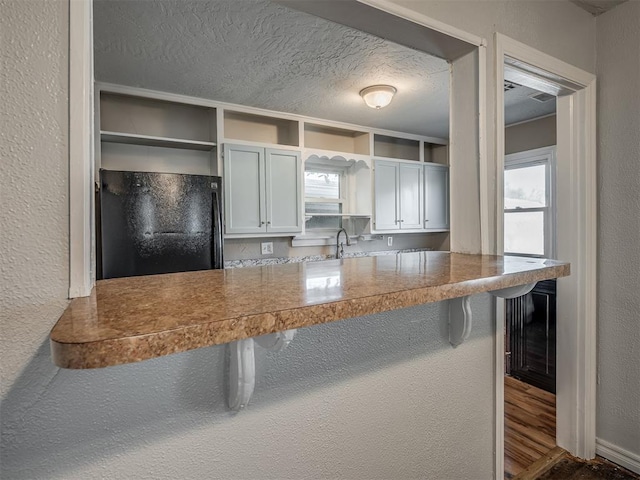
[50,251,570,369]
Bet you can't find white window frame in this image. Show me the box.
[303,164,348,233]
[504,146,557,259]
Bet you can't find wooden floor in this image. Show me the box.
[505,375,556,479]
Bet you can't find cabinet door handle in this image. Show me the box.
[267,221,271,225]
[261,221,265,225]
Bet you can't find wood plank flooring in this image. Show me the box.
[505,375,556,479]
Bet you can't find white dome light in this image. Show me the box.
[359,85,397,109]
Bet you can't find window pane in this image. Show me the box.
[304,171,340,199]
[305,215,342,230]
[505,211,545,255]
[305,202,341,214]
[504,164,546,208]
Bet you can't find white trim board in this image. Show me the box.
[596,439,640,475]
[494,33,597,475]
[68,0,93,298]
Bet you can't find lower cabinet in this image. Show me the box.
[224,144,302,235]
[506,279,557,393]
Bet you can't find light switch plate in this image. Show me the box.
[261,242,273,255]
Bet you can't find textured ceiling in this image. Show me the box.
[505,84,556,125]
[94,0,451,138]
[94,0,556,139]
[570,0,628,16]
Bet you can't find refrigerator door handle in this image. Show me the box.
[212,188,224,269]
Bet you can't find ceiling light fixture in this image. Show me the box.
[359,85,397,109]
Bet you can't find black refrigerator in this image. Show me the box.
[98,170,223,279]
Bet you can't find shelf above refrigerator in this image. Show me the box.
[100,130,217,151]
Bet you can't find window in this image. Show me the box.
[304,168,345,231]
[504,147,556,258]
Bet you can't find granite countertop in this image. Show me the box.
[223,247,431,269]
[50,252,570,369]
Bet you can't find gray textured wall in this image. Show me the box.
[0,1,600,479]
[0,0,70,397]
[595,0,640,463]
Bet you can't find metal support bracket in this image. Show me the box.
[227,329,297,411]
[448,283,537,347]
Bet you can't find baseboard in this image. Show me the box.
[596,438,640,475]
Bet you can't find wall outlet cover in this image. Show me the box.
[261,242,274,255]
[387,236,393,247]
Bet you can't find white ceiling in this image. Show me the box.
[94,0,556,139]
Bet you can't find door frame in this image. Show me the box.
[494,33,597,473]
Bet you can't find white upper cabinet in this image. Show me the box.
[373,160,424,232]
[224,144,265,234]
[399,162,424,229]
[424,164,450,231]
[373,160,400,231]
[265,149,303,233]
[224,144,302,236]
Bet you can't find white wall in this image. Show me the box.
[595,0,640,469]
[0,1,597,479]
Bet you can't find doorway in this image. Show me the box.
[495,33,597,477]
[502,85,558,476]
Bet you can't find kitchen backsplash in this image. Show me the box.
[224,232,449,268]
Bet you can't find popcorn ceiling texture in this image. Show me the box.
[93,0,451,138]
[595,0,640,462]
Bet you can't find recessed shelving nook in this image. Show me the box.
[374,134,421,161]
[304,123,370,155]
[424,142,449,165]
[223,110,299,147]
[98,91,217,176]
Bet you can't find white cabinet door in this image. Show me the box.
[424,164,450,230]
[224,144,266,234]
[373,160,400,231]
[265,149,302,233]
[399,163,424,230]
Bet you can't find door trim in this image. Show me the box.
[495,33,597,475]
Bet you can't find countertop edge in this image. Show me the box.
[50,262,569,369]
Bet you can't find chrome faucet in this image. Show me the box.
[336,228,351,259]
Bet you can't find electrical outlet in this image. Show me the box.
[261,242,273,255]
[387,236,393,247]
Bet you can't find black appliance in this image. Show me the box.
[505,279,557,393]
[98,170,223,279]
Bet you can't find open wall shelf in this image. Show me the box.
[100,131,216,151]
